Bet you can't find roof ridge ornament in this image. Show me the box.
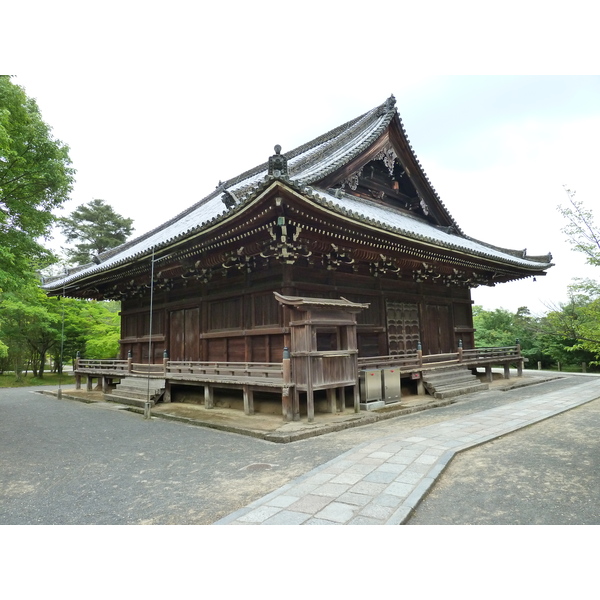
[221,189,239,209]
[268,144,288,178]
[377,94,397,116]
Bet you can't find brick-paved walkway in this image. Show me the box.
[215,378,600,525]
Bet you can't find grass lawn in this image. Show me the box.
[0,372,76,388]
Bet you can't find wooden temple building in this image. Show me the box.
[44,95,553,420]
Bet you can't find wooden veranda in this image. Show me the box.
[73,343,524,421]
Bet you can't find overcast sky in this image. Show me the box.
[4,2,599,316]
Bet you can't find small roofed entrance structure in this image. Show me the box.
[274,293,369,422]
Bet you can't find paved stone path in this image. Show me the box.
[215,378,600,525]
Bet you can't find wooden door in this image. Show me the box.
[386,301,420,355]
[422,304,452,355]
[169,308,200,361]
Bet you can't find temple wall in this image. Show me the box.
[118,263,475,362]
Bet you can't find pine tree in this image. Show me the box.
[59,198,134,265]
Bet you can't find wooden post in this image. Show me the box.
[292,388,300,422]
[86,376,93,391]
[75,352,81,389]
[282,348,293,421]
[102,376,109,394]
[327,388,336,414]
[582,362,587,373]
[163,380,171,403]
[306,334,314,422]
[338,387,345,413]
[504,363,510,379]
[517,359,523,377]
[485,365,493,383]
[243,386,254,415]
[204,384,214,409]
[417,342,425,396]
[307,385,314,423]
[282,386,292,421]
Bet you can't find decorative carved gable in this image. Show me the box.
[317,139,437,224]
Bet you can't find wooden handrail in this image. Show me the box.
[75,346,522,380]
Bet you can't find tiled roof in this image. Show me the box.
[43,96,552,291]
[308,188,552,270]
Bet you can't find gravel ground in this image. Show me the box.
[1,374,598,525]
[407,396,600,524]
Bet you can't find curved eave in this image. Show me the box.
[273,292,370,310]
[44,100,398,294]
[43,177,283,293]
[297,186,553,274]
[293,105,397,187]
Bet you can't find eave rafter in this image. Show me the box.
[57,176,548,301]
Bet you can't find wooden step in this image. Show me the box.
[105,377,165,407]
[422,367,488,399]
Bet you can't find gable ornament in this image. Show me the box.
[268,145,288,178]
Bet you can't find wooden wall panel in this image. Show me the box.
[209,297,242,330]
[185,307,200,360]
[207,338,227,361]
[422,304,453,355]
[169,309,185,361]
[227,337,246,362]
[252,293,281,327]
[269,335,285,363]
[357,333,380,357]
[251,336,268,362]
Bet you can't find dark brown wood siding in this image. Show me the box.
[169,308,200,361]
[422,304,453,355]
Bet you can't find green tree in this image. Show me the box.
[0,76,75,292]
[558,187,600,266]
[1,283,121,379]
[541,282,600,367]
[82,301,120,359]
[0,286,60,378]
[47,298,120,371]
[473,306,515,348]
[554,187,600,363]
[473,305,551,368]
[59,198,134,265]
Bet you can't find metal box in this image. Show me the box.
[359,369,383,403]
[382,368,401,404]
